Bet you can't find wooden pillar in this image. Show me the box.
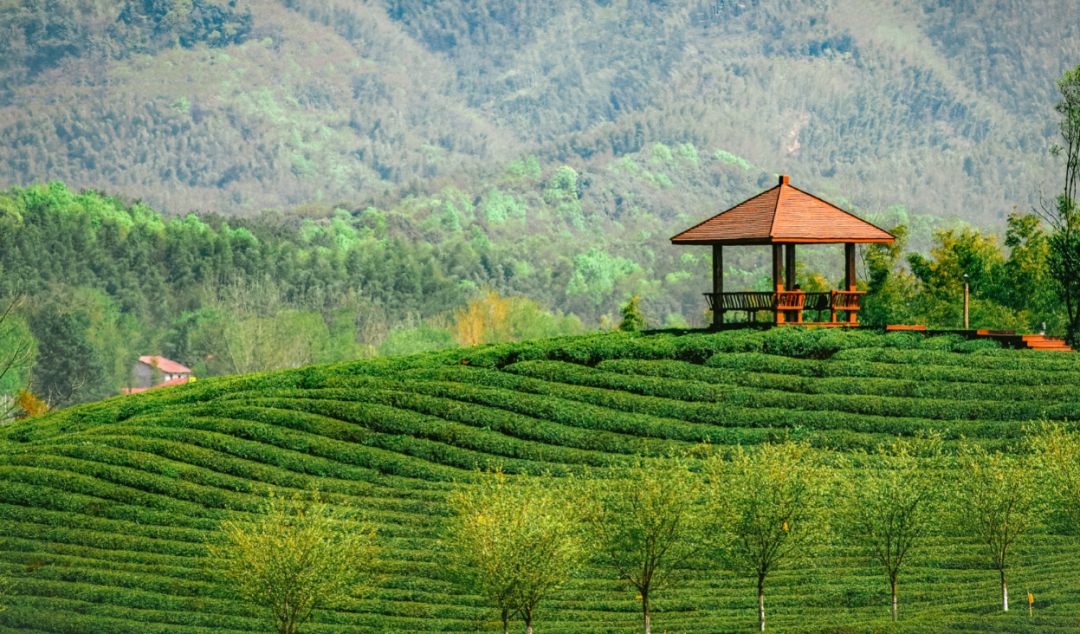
[785,243,797,323]
[785,244,797,291]
[844,243,856,291]
[772,244,784,324]
[712,244,723,328]
[845,242,857,323]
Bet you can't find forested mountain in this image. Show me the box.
[1,0,1077,221]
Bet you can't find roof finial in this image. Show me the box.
[779,175,789,185]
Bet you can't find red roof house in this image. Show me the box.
[122,356,194,394]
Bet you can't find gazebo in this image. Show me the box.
[671,175,895,327]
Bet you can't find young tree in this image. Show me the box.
[707,442,832,632]
[585,457,703,634]
[844,437,943,622]
[952,444,1039,611]
[1029,424,1080,530]
[205,492,379,634]
[1046,64,1080,343]
[446,470,584,634]
[618,295,648,332]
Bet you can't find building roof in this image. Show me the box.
[670,176,895,245]
[139,356,192,374]
[121,376,192,395]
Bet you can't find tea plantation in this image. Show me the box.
[2,328,1080,634]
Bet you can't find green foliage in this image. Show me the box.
[205,490,378,634]
[447,470,583,634]
[952,443,1041,612]
[585,456,704,634]
[566,249,641,307]
[843,437,944,622]
[28,304,110,408]
[707,441,832,631]
[1028,425,1080,534]
[618,295,648,332]
[379,323,458,357]
[0,293,36,409]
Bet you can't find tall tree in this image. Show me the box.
[205,492,379,634]
[585,457,704,634]
[844,437,943,622]
[952,444,1040,611]
[707,442,833,632]
[1046,64,1080,344]
[446,470,584,634]
[28,304,108,408]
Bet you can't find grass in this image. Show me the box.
[1,327,1079,633]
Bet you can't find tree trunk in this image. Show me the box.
[502,607,510,634]
[1001,569,1009,611]
[642,594,651,634]
[891,577,898,622]
[759,575,766,631]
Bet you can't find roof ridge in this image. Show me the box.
[769,183,785,237]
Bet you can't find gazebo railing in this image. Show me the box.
[705,290,866,324]
[831,290,864,310]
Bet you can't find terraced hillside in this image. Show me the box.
[2,328,1080,633]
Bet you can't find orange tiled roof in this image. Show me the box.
[121,376,192,395]
[670,176,895,245]
[139,356,192,374]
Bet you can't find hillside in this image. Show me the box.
[1,0,1078,226]
[2,328,1080,633]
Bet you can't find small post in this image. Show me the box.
[963,273,969,329]
[1028,592,1033,617]
[712,244,724,328]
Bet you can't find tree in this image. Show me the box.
[585,457,704,634]
[0,288,36,421]
[446,470,584,634]
[192,280,332,376]
[707,442,832,632]
[952,444,1039,611]
[1029,425,1080,532]
[618,295,648,332]
[844,436,943,622]
[1046,64,1080,344]
[205,492,379,634]
[452,288,511,347]
[28,304,109,408]
[862,224,919,327]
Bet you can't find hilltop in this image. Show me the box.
[2,328,1080,633]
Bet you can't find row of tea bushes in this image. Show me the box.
[506,360,1075,423]
[706,352,1080,386]
[595,359,1080,402]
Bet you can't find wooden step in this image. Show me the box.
[1020,335,1075,352]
